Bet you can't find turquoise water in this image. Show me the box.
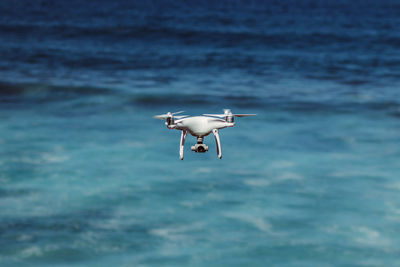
[1,83,400,266]
[1,0,400,266]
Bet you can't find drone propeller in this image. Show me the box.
[153,111,187,120]
[203,109,256,118]
[173,115,189,119]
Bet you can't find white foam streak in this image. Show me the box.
[14,152,69,165]
[244,171,302,188]
[150,223,204,241]
[385,182,400,191]
[20,246,43,258]
[224,213,272,233]
[269,160,295,169]
[276,172,302,181]
[353,226,390,248]
[243,179,270,187]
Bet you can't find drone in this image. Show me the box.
[154,109,256,160]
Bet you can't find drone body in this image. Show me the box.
[154,109,256,160]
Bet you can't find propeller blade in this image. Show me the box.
[153,114,168,120]
[174,115,189,119]
[234,114,257,117]
[203,114,226,118]
[154,111,188,120]
[203,113,256,117]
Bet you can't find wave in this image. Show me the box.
[0,188,38,198]
[131,92,400,119]
[0,81,112,99]
[3,21,400,50]
[1,81,400,118]
[130,93,263,109]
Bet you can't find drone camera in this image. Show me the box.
[191,143,209,153]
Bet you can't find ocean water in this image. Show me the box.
[1,0,400,266]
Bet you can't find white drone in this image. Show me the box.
[154,109,256,160]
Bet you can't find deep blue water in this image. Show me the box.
[1,0,400,266]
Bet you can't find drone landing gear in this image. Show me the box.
[181,132,222,160]
[212,129,222,159]
[179,130,187,160]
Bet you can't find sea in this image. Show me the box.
[1,0,400,266]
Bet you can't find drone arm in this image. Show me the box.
[212,129,222,159]
[179,130,187,160]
